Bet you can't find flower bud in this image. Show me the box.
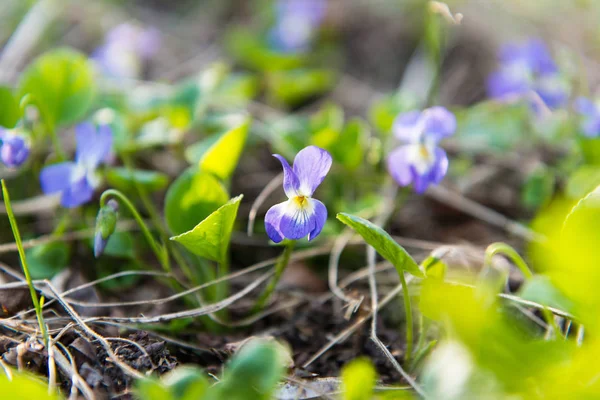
[94,199,119,258]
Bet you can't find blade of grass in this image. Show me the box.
[1,179,49,346]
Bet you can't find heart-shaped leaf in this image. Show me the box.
[19,48,96,128]
[336,212,424,278]
[170,195,243,263]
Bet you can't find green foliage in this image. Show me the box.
[336,213,424,278]
[0,370,62,399]
[518,275,575,314]
[134,339,284,400]
[455,101,529,152]
[185,118,251,180]
[368,92,418,135]
[164,168,229,235]
[170,195,243,263]
[18,48,96,129]
[566,164,600,199]
[0,86,21,128]
[578,137,600,165]
[90,231,136,259]
[521,165,555,210]
[106,168,169,193]
[25,242,69,280]
[267,68,336,107]
[341,358,377,400]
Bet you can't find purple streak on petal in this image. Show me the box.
[40,162,77,194]
[273,154,300,198]
[75,123,113,168]
[575,97,597,116]
[392,110,422,143]
[307,198,327,241]
[0,136,29,167]
[430,147,449,184]
[387,146,413,187]
[265,202,286,243]
[423,106,456,141]
[61,176,94,208]
[292,146,332,195]
[279,205,314,240]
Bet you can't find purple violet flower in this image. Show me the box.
[487,39,568,111]
[93,23,161,79]
[387,107,456,194]
[40,123,113,208]
[269,0,327,53]
[574,97,600,138]
[265,146,331,243]
[0,129,29,168]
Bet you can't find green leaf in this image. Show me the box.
[336,213,424,278]
[185,118,250,180]
[578,137,600,165]
[521,165,555,210]
[455,101,529,153]
[161,366,209,400]
[0,86,21,128]
[25,242,69,280]
[267,68,336,107]
[164,167,230,235]
[212,73,260,107]
[519,275,575,314]
[341,358,377,400]
[106,167,169,193]
[368,92,419,136]
[19,48,96,128]
[170,195,242,263]
[0,370,62,399]
[212,338,285,400]
[566,165,600,200]
[135,378,174,400]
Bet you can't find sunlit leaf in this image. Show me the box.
[162,366,209,400]
[566,165,600,199]
[170,195,242,263]
[164,167,229,235]
[0,370,61,399]
[0,86,21,128]
[518,275,575,314]
[336,213,424,277]
[106,167,169,193]
[19,48,96,128]
[341,358,377,400]
[185,117,250,180]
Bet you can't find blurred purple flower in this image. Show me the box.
[93,23,161,79]
[387,107,455,193]
[269,0,327,53]
[574,97,600,138]
[487,39,568,111]
[0,129,29,168]
[40,123,113,208]
[265,146,331,243]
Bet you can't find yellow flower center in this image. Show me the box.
[293,195,309,208]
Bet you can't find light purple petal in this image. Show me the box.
[76,123,113,169]
[387,146,414,187]
[392,110,422,142]
[581,117,600,138]
[40,162,77,194]
[61,176,94,208]
[307,199,327,241]
[279,202,316,240]
[265,202,286,243]
[292,146,332,196]
[137,27,161,59]
[486,69,530,101]
[574,97,597,116]
[273,154,300,198]
[422,106,456,141]
[525,39,558,75]
[430,147,449,184]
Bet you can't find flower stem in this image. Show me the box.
[1,179,49,346]
[252,240,296,313]
[100,189,170,273]
[484,242,561,335]
[399,270,414,364]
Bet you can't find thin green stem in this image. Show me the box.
[1,180,49,346]
[399,271,413,364]
[484,242,561,335]
[100,189,170,273]
[253,240,296,313]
